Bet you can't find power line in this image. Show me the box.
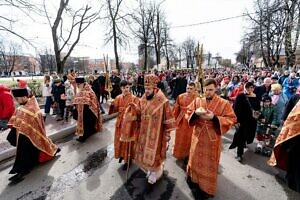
[170,13,251,29]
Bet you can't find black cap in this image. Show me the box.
[75,77,85,83]
[11,88,29,97]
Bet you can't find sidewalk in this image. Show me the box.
[0,103,115,162]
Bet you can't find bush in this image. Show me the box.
[0,79,43,97]
[27,80,42,97]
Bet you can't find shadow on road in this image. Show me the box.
[0,156,58,200]
[216,174,255,200]
[239,145,300,200]
[110,167,191,200]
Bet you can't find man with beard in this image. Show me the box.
[134,74,176,193]
[73,77,102,142]
[186,79,236,199]
[7,88,59,184]
[172,82,198,163]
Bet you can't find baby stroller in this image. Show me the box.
[255,122,277,156]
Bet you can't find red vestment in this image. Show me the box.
[172,92,197,159]
[268,101,300,170]
[112,93,139,163]
[8,97,58,158]
[134,89,176,171]
[73,84,102,136]
[186,95,237,195]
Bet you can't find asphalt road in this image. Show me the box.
[0,118,299,200]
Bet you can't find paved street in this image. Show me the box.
[0,118,299,200]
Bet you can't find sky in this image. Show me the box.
[0,0,254,64]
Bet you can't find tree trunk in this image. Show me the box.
[56,59,63,75]
[144,45,148,71]
[179,52,181,69]
[113,22,120,72]
[156,12,160,66]
[284,2,296,68]
[186,54,189,68]
[165,47,170,69]
[259,21,268,68]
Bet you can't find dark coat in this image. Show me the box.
[73,105,97,140]
[254,85,271,102]
[9,129,39,175]
[172,77,187,99]
[230,93,260,148]
[110,76,121,99]
[52,83,65,103]
[282,94,300,121]
[282,135,300,193]
[91,76,105,102]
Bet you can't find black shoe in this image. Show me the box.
[76,137,85,143]
[118,157,123,163]
[235,156,243,163]
[183,157,189,166]
[8,173,25,184]
[122,162,131,171]
[186,176,198,189]
[55,148,61,156]
[101,111,105,114]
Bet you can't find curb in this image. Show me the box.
[0,113,118,163]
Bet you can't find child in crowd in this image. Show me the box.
[255,95,278,156]
[64,81,74,122]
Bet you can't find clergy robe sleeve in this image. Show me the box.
[163,101,176,133]
[173,96,180,119]
[186,99,199,126]
[214,101,237,135]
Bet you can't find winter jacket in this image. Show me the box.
[0,84,15,120]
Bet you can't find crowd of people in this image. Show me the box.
[0,66,300,199]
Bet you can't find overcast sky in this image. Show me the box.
[0,0,254,63]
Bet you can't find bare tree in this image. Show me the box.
[38,48,56,74]
[103,0,129,72]
[44,0,99,74]
[0,0,41,44]
[131,0,154,71]
[207,51,212,67]
[161,23,173,69]
[149,2,166,66]
[176,45,182,69]
[0,41,21,75]
[246,0,286,68]
[283,0,300,67]
[182,37,196,68]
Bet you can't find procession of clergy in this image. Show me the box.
[6,72,300,199]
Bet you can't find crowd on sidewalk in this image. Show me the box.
[0,66,300,199]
